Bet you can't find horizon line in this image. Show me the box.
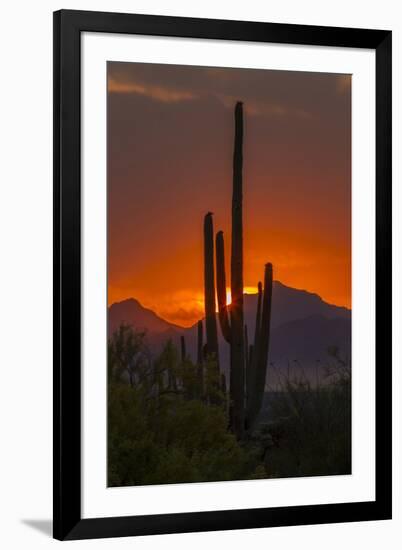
[108,279,352,330]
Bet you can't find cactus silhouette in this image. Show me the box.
[196,319,204,398]
[197,320,204,366]
[216,231,231,343]
[246,264,273,432]
[180,334,186,363]
[246,281,262,410]
[244,324,249,377]
[213,102,273,438]
[203,212,219,363]
[229,102,246,438]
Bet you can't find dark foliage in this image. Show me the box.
[108,325,258,486]
[108,324,351,486]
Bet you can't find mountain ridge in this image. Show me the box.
[108,297,183,336]
[108,281,351,384]
[109,280,350,335]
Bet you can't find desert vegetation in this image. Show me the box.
[108,325,351,486]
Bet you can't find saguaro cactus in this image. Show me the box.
[214,102,273,438]
[213,103,246,437]
[204,212,219,363]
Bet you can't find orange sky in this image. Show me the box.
[107,63,351,327]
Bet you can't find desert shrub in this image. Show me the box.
[108,327,255,486]
[262,351,351,478]
[108,381,255,486]
[108,325,351,485]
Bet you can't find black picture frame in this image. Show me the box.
[53,9,392,541]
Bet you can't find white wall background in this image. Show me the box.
[0,0,400,548]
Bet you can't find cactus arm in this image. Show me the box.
[216,230,231,343]
[246,281,262,414]
[258,264,273,387]
[247,263,273,432]
[254,281,263,350]
[203,212,219,363]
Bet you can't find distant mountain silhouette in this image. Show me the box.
[262,281,350,328]
[108,281,351,385]
[108,298,182,336]
[270,314,351,367]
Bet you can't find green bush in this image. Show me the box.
[108,326,255,486]
[108,381,256,486]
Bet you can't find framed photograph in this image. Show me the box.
[53,9,392,540]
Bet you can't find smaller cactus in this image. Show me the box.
[246,264,273,432]
[197,320,204,398]
[244,323,249,395]
[246,281,262,410]
[197,320,203,365]
[180,334,186,362]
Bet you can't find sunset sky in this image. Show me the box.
[107,62,351,327]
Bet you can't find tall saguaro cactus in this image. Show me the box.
[204,212,219,363]
[230,102,246,438]
[213,102,273,438]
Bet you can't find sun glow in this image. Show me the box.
[220,286,258,310]
[244,286,259,295]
